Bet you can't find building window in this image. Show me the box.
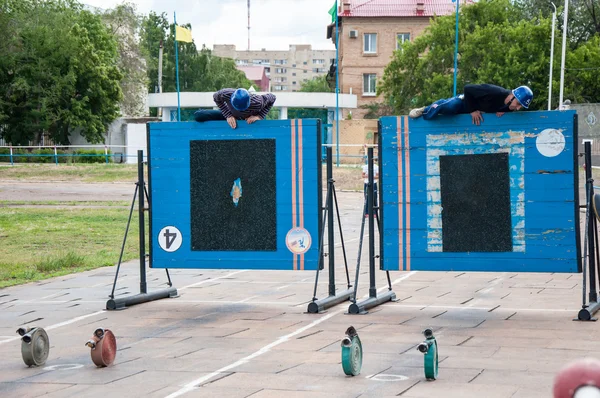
[275,68,287,74]
[292,72,296,76]
[396,33,410,50]
[274,59,287,65]
[236,59,249,65]
[273,85,283,91]
[363,74,376,96]
[303,61,307,65]
[293,81,296,85]
[312,59,325,64]
[303,70,307,73]
[364,33,377,54]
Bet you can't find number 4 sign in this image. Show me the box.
[158,226,182,252]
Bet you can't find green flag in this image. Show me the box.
[328,1,336,23]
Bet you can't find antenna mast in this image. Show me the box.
[247,0,250,51]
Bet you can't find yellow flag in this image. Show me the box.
[175,25,193,43]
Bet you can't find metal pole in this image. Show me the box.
[558,0,569,109]
[548,3,556,110]
[174,12,181,122]
[335,0,340,167]
[453,0,459,96]
[368,148,376,298]
[9,146,13,166]
[138,150,147,294]
[327,146,336,297]
[158,40,163,118]
[247,0,251,51]
[585,142,597,303]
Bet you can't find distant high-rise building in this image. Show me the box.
[212,44,336,93]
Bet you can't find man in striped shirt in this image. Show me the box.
[193,88,277,129]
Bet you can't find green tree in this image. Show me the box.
[101,2,148,117]
[0,0,122,145]
[139,11,169,95]
[139,18,251,93]
[299,75,334,93]
[379,0,600,114]
[513,0,600,46]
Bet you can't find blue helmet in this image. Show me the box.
[231,88,251,111]
[512,85,533,109]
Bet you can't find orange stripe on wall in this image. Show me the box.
[403,116,411,271]
[298,120,305,270]
[291,120,297,271]
[397,116,404,271]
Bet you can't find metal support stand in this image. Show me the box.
[307,147,354,313]
[577,142,600,321]
[348,148,396,314]
[106,150,178,310]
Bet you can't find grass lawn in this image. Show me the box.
[0,206,142,288]
[0,163,365,190]
[0,163,364,287]
[0,163,140,183]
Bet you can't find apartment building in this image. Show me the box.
[212,44,336,92]
[328,0,464,118]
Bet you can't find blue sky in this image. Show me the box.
[82,0,336,51]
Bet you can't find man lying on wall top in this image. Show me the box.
[409,84,533,126]
[194,88,277,129]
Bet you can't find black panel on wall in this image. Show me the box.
[190,139,277,251]
[440,153,512,252]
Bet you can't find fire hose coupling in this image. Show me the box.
[85,327,117,367]
[417,328,438,380]
[16,326,49,367]
[341,326,363,376]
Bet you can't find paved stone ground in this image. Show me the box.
[0,185,598,398]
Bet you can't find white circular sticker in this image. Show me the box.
[158,226,182,252]
[536,128,565,157]
[286,227,312,254]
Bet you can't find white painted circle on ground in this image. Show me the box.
[158,226,182,252]
[367,374,410,382]
[536,128,565,157]
[285,227,312,255]
[44,363,84,371]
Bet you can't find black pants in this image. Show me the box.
[194,109,226,122]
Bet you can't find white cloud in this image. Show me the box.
[82,0,336,51]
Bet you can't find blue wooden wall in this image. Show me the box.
[380,110,580,272]
[147,119,321,270]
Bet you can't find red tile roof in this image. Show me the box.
[338,0,470,18]
[236,65,266,81]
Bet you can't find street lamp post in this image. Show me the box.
[558,0,569,110]
[548,2,556,110]
[453,0,459,96]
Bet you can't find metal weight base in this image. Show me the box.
[348,290,397,315]
[308,288,354,314]
[106,150,178,311]
[106,288,179,310]
[575,142,600,321]
[347,147,396,315]
[307,146,353,314]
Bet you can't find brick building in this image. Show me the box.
[328,0,465,119]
